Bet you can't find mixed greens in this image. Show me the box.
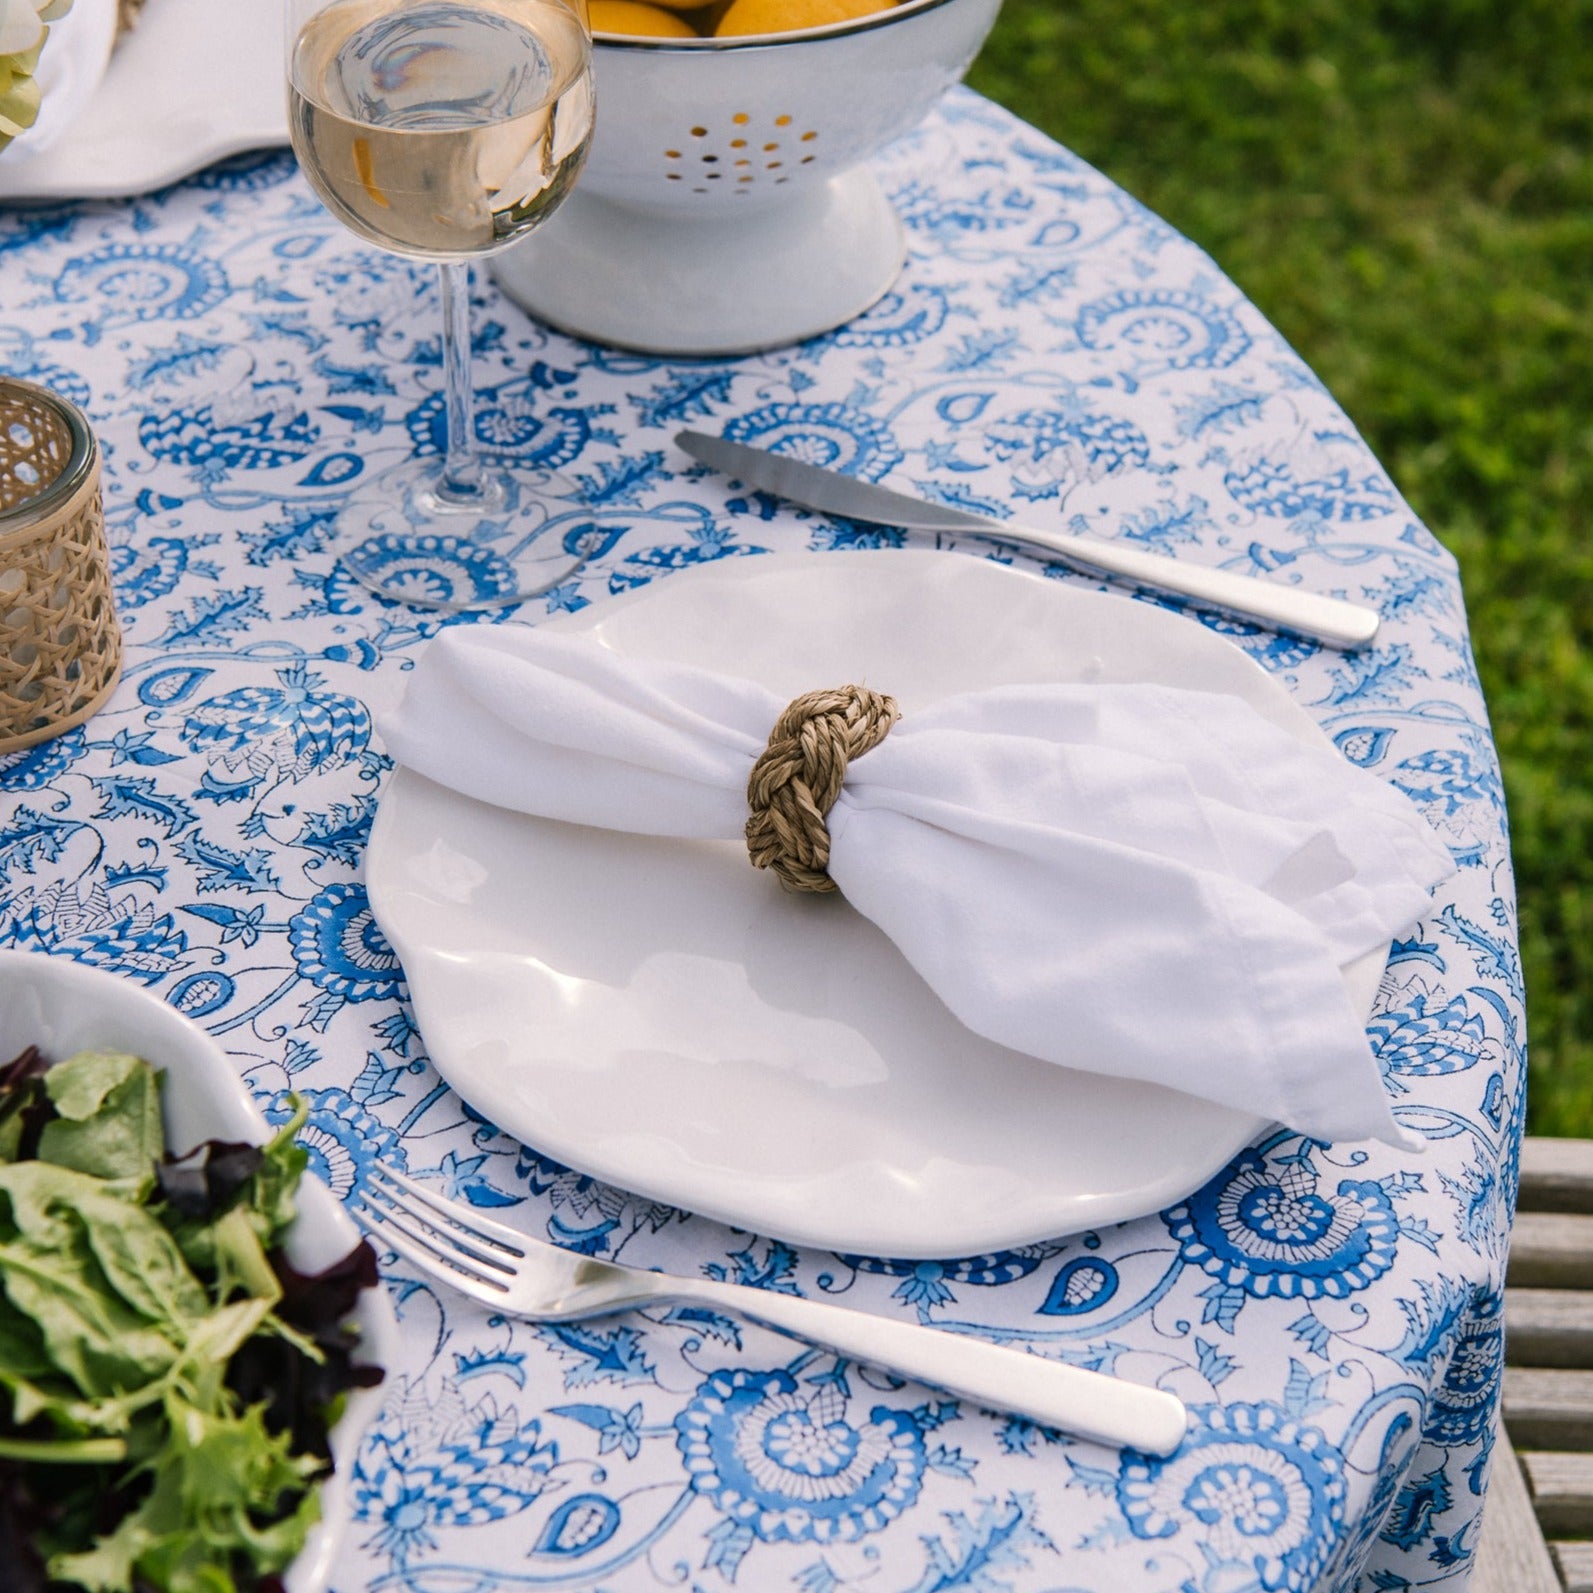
[0,1045,383,1592]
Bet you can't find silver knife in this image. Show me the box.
[676,429,1381,651]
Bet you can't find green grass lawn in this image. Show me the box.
[966,0,1593,1136]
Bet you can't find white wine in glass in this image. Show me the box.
[287,0,595,609]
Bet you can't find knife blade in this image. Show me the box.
[675,429,1381,651]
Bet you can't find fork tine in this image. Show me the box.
[363,1171,519,1278]
[365,1163,529,1257]
[353,1195,514,1299]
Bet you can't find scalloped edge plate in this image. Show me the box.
[369,551,1383,1257]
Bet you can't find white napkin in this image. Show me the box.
[380,626,1455,1148]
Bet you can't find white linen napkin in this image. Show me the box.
[379,625,1456,1149]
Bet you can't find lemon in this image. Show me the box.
[713,0,892,37]
[590,0,699,35]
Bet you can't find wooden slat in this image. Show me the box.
[1522,1138,1593,1215]
[1553,1540,1593,1593]
[1484,1139,1593,1589]
[1508,1214,1593,1289]
[1474,1432,1565,1593]
[1504,1367,1593,1450]
[1520,1449,1593,1537]
[1506,1288,1593,1368]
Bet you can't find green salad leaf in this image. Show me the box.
[0,1046,383,1592]
[38,1052,165,1188]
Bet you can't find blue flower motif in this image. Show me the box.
[54,243,229,329]
[832,285,951,348]
[675,1369,925,1545]
[840,1252,1045,1316]
[0,728,86,788]
[288,883,406,1003]
[190,149,297,191]
[1223,456,1396,522]
[1425,1293,1503,1447]
[180,665,371,775]
[340,532,519,609]
[109,535,191,609]
[3,880,189,984]
[0,356,90,409]
[1117,1402,1346,1590]
[139,400,319,471]
[723,402,903,482]
[1370,992,1486,1094]
[353,1377,557,1572]
[1076,288,1249,375]
[404,383,596,469]
[263,1085,406,1202]
[1165,1148,1400,1300]
[1393,744,1505,818]
[984,406,1150,475]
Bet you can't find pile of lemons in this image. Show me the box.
[588,0,898,40]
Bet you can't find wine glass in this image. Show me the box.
[286,0,595,609]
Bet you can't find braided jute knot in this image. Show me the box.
[746,684,900,892]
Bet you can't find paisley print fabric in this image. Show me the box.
[0,90,1519,1590]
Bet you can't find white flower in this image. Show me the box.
[0,0,71,60]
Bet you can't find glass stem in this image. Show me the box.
[438,259,481,502]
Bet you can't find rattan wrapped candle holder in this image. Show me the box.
[0,378,122,754]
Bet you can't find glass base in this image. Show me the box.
[336,457,588,611]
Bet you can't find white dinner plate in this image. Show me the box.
[0,0,286,203]
[368,551,1385,1258]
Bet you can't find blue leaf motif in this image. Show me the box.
[1282,1358,1333,1417]
[1194,1337,1237,1386]
[542,1323,655,1388]
[1038,1256,1119,1317]
[534,1494,620,1557]
[1380,1467,1451,1550]
[154,588,269,649]
[137,666,213,707]
[454,1346,528,1388]
[0,808,77,880]
[629,368,736,428]
[175,833,280,893]
[104,729,182,766]
[936,391,995,425]
[1333,724,1396,768]
[298,452,365,487]
[351,1051,404,1107]
[928,1444,976,1478]
[704,1518,755,1583]
[1288,1311,1333,1359]
[90,777,196,837]
[1198,1281,1248,1333]
[179,902,266,948]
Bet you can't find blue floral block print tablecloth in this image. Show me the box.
[0,87,1522,1593]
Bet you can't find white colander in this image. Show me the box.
[490,0,1002,354]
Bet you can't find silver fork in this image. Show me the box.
[354,1163,1187,1455]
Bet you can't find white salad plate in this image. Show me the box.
[0,949,398,1593]
[0,0,286,203]
[368,551,1385,1258]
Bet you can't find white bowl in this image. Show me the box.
[491,0,1002,353]
[0,949,398,1593]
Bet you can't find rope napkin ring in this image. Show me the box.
[746,684,900,892]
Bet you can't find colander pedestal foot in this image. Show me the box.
[490,167,906,356]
